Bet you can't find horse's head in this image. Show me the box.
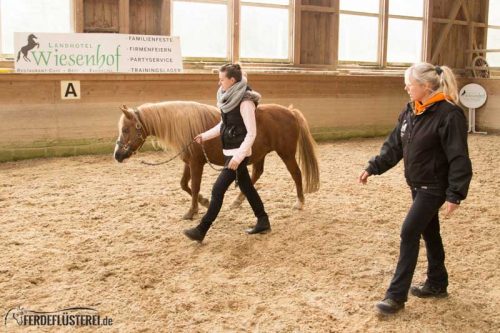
[114,105,147,162]
[28,34,37,40]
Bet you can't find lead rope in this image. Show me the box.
[140,140,195,166]
[141,140,239,187]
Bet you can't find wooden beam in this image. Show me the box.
[482,0,490,51]
[462,0,474,69]
[119,0,129,34]
[431,0,464,64]
[293,0,301,65]
[466,48,500,53]
[433,18,466,26]
[461,0,471,22]
[432,18,487,28]
[232,0,240,62]
[160,0,171,36]
[379,0,388,67]
[423,0,432,62]
[422,0,432,62]
[330,0,339,68]
[73,0,84,33]
[301,5,336,13]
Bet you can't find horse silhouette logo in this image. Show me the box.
[16,34,40,62]
[4,307,26,326]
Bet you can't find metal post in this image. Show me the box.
[469,108,487,134]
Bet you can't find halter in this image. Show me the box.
[116,108,148,154]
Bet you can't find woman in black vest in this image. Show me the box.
[183,63,270,243]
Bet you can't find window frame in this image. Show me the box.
[337,9,382,67]
[486,0,500,69]
[238,0,293,63]
[338,0,425,69]
[386,13,424,66]
[171,0,232,62]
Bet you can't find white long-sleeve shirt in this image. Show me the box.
[201,100,257,163]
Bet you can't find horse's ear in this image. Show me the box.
[120,105,133,119]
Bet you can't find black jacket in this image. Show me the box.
[366,100,472,204]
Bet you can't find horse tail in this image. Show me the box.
[16,51,21,62]
[289,105,320,193]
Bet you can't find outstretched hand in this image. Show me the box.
[358,170,371,185]
[194,134,203,144]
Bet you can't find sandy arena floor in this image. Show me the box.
[0,135,499,332]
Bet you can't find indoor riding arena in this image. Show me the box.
[1,1,499,332]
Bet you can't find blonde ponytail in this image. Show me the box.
[439,65,458,104]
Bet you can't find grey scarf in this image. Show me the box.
[217,77,261,113]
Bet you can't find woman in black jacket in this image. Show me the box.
[359,63,473,315]
[183,63,270,243]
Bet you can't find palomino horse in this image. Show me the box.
[114,101,320,219]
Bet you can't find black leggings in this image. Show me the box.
[386,189,447,302]
[199,155,267,230]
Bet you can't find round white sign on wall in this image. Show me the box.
[459,83,487,109]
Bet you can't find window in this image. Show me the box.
[387,0,423,64]
[171,0,291,62]
[487,0,500,67]
[338,0,424,66]
[339,0,380,63]
[240,0,291,61]
[171,0,229,59]
[0,0,72,55]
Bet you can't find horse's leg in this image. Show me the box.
[230,157,265,208]
[182,161,204,220]
[180,163,192,196]
[180,163,209,209]
[278,153,305,210]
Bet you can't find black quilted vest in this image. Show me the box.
[220,86,257,150]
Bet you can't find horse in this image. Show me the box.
[17,34,39,62]
[114,101,320,219]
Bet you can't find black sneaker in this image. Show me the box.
[375,298,405,315]
[410,282,448,298]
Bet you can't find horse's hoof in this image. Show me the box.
[182,211,195,220]
[199,198,210,208]
[293,201,304,210]
[230,199,243,209]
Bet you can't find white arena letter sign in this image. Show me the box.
[61,81,81,100]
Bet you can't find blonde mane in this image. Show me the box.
[138,101,220,155]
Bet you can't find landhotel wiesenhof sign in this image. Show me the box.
[14,32,183,74]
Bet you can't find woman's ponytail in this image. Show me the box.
[439,65,459,104]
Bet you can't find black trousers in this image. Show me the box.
[385,189,448,302]
[199,155,267,231]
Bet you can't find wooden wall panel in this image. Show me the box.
[296,0,338,66]
[301,12,333,64]
[301,0,333,7]
[83,0,120,33]
[430,0,488,70]
[130,0,162,35]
